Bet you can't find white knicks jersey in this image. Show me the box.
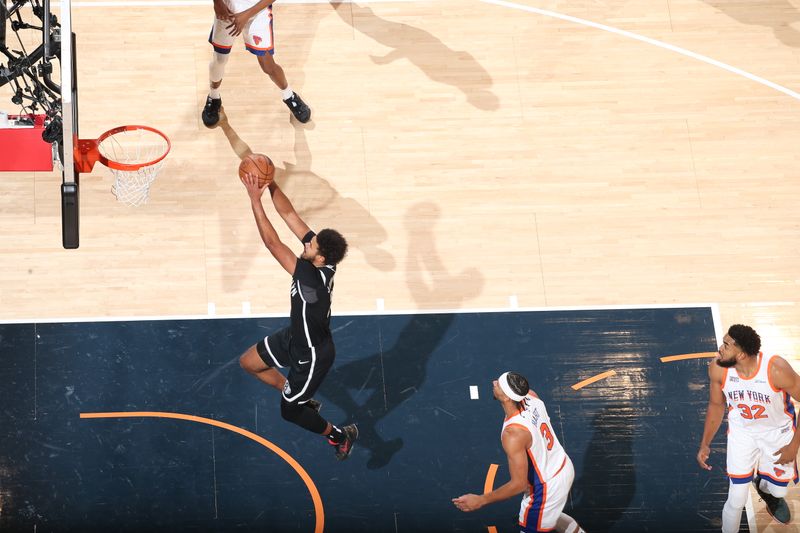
[502,393,568,483]
[723,353,797,433]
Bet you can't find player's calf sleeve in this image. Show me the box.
[722,481,749,533]
[555,513,583,533]
[280,398,328,434]
[209,52,229,83]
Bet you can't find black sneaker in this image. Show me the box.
[283,92,311,123]
[330,424,358,461]
[305,398,322,413]
[754,475,791,524]
[202,96,222,127]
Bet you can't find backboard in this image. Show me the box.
[0,0,80,248]
[59,0,80,249]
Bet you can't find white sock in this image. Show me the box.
[281,86,294,100]
[209,87,221,99]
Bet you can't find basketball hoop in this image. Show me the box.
[74,125,171,206]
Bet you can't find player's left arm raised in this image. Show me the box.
[769,356,800,464]
[241,173,297,275]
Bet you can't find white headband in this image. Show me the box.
[498,372,526,402]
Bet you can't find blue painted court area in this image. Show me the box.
[0,307,734,532]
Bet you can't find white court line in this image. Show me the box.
[0,302,717,324]
[482,0,800,102]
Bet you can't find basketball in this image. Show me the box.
[239,153,275,187]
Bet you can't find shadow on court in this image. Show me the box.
[320,201,484,469]
[700,0,800,48]
[330,1,500,110]
[572,405,636,530]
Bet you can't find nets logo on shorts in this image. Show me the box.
[283,382,291,395]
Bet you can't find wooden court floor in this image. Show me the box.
[1,0,800,530]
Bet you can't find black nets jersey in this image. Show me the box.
[290,231,336,348]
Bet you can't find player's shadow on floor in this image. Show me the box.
[319,202,484,469]
[213,113,393,293]
[276,123,395,272]
[330,1,499,110]
[700,0,800,48]
[216,109,253,159]
[571,405,636,530]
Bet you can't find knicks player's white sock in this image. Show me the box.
[281,86,294,100]
[722,481,749,533]
[555,513,584,533]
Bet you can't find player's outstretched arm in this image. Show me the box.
[697,360,726,470]
[452,427,529,512]
[242,173,297,275]
[769,356,800,464]
[267,182,312,242]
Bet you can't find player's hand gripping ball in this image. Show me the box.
[239,153,275,187]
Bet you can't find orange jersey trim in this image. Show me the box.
[737,352,763,381]
[767,355,784,393]
[521,448,548,532]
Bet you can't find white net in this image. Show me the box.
[98,128,169,206]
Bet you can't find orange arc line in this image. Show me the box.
[571,370,617,390]
[660,352,717,363]
[484,463,500,533]
[80,411,324,533]
[483,463,499,495]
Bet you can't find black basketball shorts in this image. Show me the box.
[256,327,335,404]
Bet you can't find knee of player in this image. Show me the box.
[725,481,750,508]
[211,51,229,65]
[257,56,279,75]
[238,351,255,372]
[280,398,301,421]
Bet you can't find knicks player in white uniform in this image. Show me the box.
[698,324,800,530]
[453,372,584,533]
[201,0,311,127]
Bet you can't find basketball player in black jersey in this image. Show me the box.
[238,172,357,460]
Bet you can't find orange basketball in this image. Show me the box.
[239,153,275,187]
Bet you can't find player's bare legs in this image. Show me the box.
[239,345,285,391]
[257,53,288,89]
[257,53,311,123]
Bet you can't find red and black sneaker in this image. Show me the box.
[330,424,358,461]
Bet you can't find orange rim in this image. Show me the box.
[96,125,171,171]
